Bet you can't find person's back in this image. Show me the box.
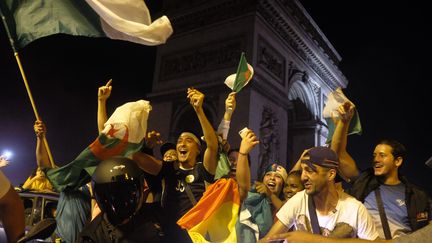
[79,202,162,243]
[78,157,163,243]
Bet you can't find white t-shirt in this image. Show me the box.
[0,170,11,199]
[276,190,379,240]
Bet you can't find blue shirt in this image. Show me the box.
[364,183,411,238]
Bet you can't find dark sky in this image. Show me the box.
[299,1,431,193]
[1,1,431,194]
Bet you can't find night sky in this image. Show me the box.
[1,1,431,194]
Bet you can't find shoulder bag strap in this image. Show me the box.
[184,180,197,206]
[375,188,392,239]
[308,195,320,234]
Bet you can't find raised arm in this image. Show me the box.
[330,101,359,181]
[187,88,219,174]
[236,129,259,201]
[217,92,236,140]
[97,79,112,133]
[34,120,52,169]
[132,152,163,175]
[132,131,164,175]
[290,149,309,173]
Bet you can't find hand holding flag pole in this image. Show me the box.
[1,8,55,167]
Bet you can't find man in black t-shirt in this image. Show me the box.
[133,88,219,243]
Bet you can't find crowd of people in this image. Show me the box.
[0,80,431,243]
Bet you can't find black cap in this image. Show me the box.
[301,146,349,182]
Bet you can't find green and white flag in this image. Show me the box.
[0,0,173,49]
[225,52,254,93]
[323,87,362,144]
[46,100,152,192]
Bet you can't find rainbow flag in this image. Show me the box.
[177,178,240,243]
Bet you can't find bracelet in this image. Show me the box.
[239,151,248,156]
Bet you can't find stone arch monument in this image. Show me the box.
[147,0,348,180]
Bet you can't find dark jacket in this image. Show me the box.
[77,202,163,243]
[348,168,431,231]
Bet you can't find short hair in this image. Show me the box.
[288,170,302,178]
[377,139,407,161]
[228,148,251,166]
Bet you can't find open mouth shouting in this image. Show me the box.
[266,180,278,193]
[177,147,189,161]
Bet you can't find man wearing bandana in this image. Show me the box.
[133,88,218,243]
[261,146,379,241]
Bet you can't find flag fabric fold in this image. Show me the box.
[214,136,232,180]
[225,52,254,93]
[236,191,273,242]
[323,87,362,143]
[85,0,173,45]
[0,0,173,49]
[177,178,240,243]
[46,100,151,192]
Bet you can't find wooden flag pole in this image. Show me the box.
[1,12,55,168]
[14,53,55,168]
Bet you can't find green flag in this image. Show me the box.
[1,0,103,49]
[325,112,362,144]
[215,150,231,180]
[0,0,173,50]
[46,100,152,192]
[323,88,362,143]
[224,52,254,92]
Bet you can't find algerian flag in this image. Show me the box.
[225,52,254,93]
[46,100,151,192]
[323,88,362,144]
[0,0,173,49]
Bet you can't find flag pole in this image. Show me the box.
[1,11,55,168]
[233,52,245,92]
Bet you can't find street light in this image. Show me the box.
[1,150,13,160]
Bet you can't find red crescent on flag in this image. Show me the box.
[89,125,130,160]
[244,70,251,80]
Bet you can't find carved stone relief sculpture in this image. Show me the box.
[258,106,280,178]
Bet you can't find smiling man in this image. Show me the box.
[261,146,378,241]
[133,88,218,243]
[349,140,431,239]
